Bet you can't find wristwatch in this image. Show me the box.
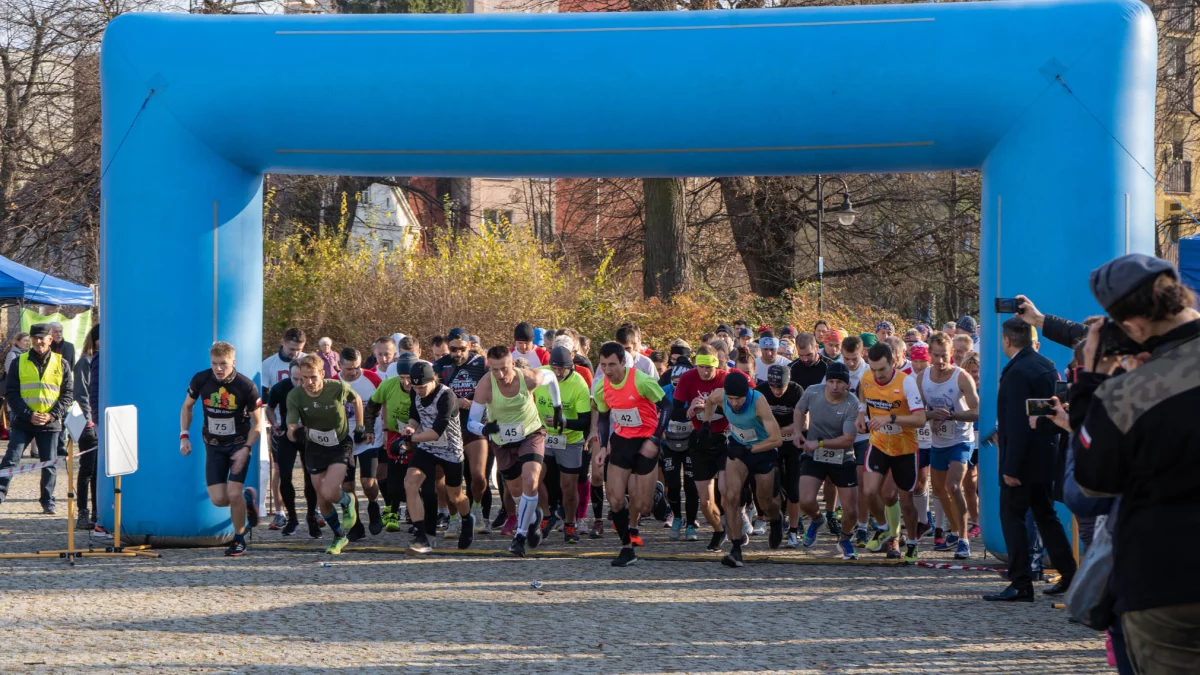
[890,414,897,424]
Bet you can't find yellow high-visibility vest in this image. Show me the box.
[18,351,63,414]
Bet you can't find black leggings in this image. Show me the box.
[481,444,495,519]
[76,446,98,517]
[385,458,408,514]
[276,437,317,520]
[544,458,562,514]
[662,451,698,525]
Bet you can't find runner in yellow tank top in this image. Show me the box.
[855,341,927,564]
[467,345,564,558]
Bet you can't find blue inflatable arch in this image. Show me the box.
[100,0,1156,552]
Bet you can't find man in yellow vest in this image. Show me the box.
[0,323,74,513]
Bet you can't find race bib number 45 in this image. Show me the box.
[613,408,643,428]
[207,416,235,437]
[497,423,525,443]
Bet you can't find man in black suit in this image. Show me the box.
[983,317,1076,602]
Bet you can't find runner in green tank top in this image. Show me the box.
[468,345,564,557]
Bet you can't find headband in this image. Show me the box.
[694,354,719,367]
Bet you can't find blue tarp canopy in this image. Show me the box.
[1180,236,1200,296]
[0,255,93,306]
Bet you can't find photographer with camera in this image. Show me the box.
[1068,254,1200,673]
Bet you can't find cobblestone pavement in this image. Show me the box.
[0,455,1108,674]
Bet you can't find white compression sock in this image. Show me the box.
[914,490,931,526]
[517,494,540,534]
[933,494,948,530]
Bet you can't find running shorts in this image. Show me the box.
[304,436,354,475]
[204,442,250,487]
[409,448,465,488]
[798,452,858,488]
[864,446,919,492]
[495,428,546,481]
[609,434,657,475]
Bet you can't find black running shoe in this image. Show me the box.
[652,482,668,522]
[406,537,432,556]
[707,530,727,552]
[527,509,544,549]
[509,534,527,558]
[307,515,322,540]
[458,514,475,550]
[612,547,638,567]
[243,488,259,529]
[282,519,299,537]
[768,515,784,550]
[492,509,508,530]
[224,537,247,557]
[721,547,744,568]
[347,519,366,542]
[826,510,841,536]
[367,501,383,536]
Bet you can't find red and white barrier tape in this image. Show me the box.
[917,561,1004,573]
[0,447,96,479]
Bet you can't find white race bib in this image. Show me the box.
[545,434,566,450]
[613,408,643,428]
[308,428,339,447]
[206,416,235,437]
[497,422,525,444]
[781,432,794,442]
[935,421,956,438]
[667,421,692,435]
[730,425,758,445]
[814,447,845,465]
[880,422,903,435]
[917,425,933,445]
[425,433,448,448]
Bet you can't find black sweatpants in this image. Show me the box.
[999,482,1077,589]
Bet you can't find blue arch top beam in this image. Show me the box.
[100,0,1156,550]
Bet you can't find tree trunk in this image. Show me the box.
[718,176,798,297]
[642,177,690,298]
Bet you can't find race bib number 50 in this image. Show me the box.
[308,428,339,447]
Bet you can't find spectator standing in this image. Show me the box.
[74,325,101,529]
[956,316,980,352]
[1072,254,1200,672]
[983,317,1075,602]
[49,321,76,368]
[316,337,339,379]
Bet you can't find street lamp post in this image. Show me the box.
[814,174,858,313]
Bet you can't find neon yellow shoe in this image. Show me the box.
[865,531,889,552]
[901,543,919,564]
[341,493,358,531]
[326,536,349,555]
[382,506,401,533]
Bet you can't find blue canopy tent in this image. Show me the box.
[0,255,93,307]
[1179,235,1200,296]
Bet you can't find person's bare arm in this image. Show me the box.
[180,395,196,456]
[955,371,981,423]
[750,395,782,453]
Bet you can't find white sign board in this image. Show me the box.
[104,405,139,477]
[65,401,87,443]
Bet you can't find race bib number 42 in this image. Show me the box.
[613,408,643,428]
[207,416,235,437]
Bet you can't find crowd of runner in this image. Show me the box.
[182,318,989,568]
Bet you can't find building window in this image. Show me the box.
[381,239,393,252]
[385,195,391,209]
[533,211,554,241]
[359,188,371,205]
[483,209,514,238]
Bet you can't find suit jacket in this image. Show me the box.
[997,346,1061,484]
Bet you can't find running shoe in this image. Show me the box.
[933,535,946,548]
[629,529,643,548]
[528,511,544,549]
[865,531,888,553]
[564,524,579,544]
[326,536,349,555]
[341,493,358,532]
[407,537,432,556]
[721,547,744,568]
[509,535,527,558]
[954,539,971,560]
[282,519,299,537]
[316,515,327,528]
[707,531,727,552]
[967,523,981,538]
[471,505,486,533]
[347,519,366,542]
[934,533,960,552]
[244,488,259,528]
[269,513,287,531]
[854,528,870,548]
[307,515,322,539]
[383,507,401,533]
[225,537,247,556]
[492,509,508,530]
[914,521,932,542]
[839,538,858,560]
[803,515,825,548]
[398,505,409,524]
[738,533,750,547]
[75,508,90,531]
[685,525,698,542]
[92,525,112,540]
[589,519,604,539]
[785,531,800,549]
[436,512,449,532]
[826,510,841,536]
[768,515,784,549]
[458,514,475,550]
[554,507,566,532]
[669,516,684,541]
[541,511,559,539]
[612,547,637,567]
[501,515,518,536]
[902,543,919,564]
[752,519,767,536]
[652,482,668,521]
[368,502,383,536]
[663,512,674,529]
[444,516,461,540]
[886,538,902,559]
[934,527,945,545]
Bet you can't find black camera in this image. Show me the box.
[1097,319,1142,358]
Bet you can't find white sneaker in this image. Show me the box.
[742,513,754,538]
[786,531,800,549]
[752,519,767,536]
[443,516,461,539]
[472,506,487,533]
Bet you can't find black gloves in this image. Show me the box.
[353,427,367,444]
[552,406,565,433]
[482,420,500,436]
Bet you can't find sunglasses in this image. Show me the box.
[449,346,467,353]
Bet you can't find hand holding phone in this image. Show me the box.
[1026,398,1057,417]
[995,297,1025,314]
